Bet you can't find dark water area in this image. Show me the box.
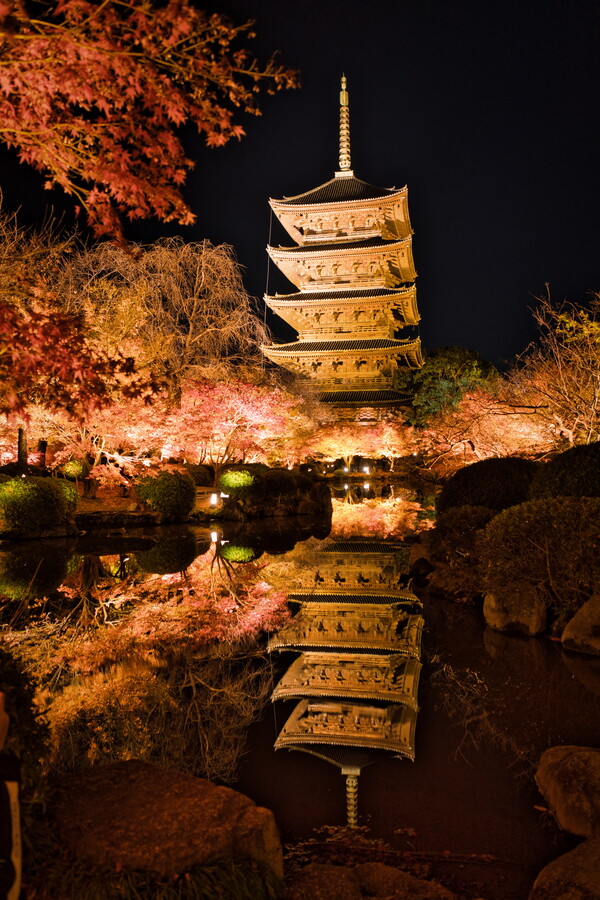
[2,509,600,899]
[233,548,600,899]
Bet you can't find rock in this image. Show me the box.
[354,861,459,898]
[483,589,547,635]
[529,836,600,899]
[53,759,282,879]
[562,595,600,656]
[536,746,600,837]
[285,863,362,900]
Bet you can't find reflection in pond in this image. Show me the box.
[268,540,424,824]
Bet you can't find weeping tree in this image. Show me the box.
[59,238,269,396]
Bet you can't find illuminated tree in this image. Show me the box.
[0,207,159,421]
[397,346,497,426]
[0,0,298,239]
[59,238,268,393]
[508,293,600,445]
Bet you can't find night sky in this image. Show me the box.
[3,0,599,366]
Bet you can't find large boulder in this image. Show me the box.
[286,864,362,900]
[562,595,600,656]
[285,862,459,900]
[536,746,600,838]
[483,589,547,635]
[53,759,283,878]
[354,861,459,898]
[529,837,600,900]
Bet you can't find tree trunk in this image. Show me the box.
[17,427,27,474]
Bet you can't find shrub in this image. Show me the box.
[54,478,79,513]
[530,442,600,499]
[134,470,196,520]
[436,457,540,513]
[61,457,90,480]
[185,463,214,487]
[218,467,258,498]
[135,529,200,574]
[219,543,261,563]
[428,505,498,602]
[480,497,600,628]
[0,549,70,605]
[0,476,70,533]
[262,467,298,496]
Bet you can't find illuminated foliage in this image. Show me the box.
[0,0,298,239]
[59,239,268,391]
[508,293,600,445]
[0,207,161,419]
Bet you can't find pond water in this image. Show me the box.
[2,500,599,899]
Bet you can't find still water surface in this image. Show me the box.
[2,506,599,899]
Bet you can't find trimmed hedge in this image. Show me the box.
[480,497,600,627]
[185,464,214,487]
[134,470,196,520]
[0,476,73,533]
[530,442,600,500]
[436,457,540,513]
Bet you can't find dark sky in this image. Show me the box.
[4,0,600,366]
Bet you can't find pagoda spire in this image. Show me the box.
[337,74,353,176]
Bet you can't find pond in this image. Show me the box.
[1,498,599,899]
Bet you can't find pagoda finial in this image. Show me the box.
[337,74,353,176]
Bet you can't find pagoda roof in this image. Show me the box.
[318,390,410,404]
[269,235,408,255]
[272,174,403,207]
[265,286,414,304]
[265,337,416,354]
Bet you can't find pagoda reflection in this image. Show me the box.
[268,538,424,825]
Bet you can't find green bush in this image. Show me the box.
[436,457,540,513]
[480,497,600,628]
[61,457,90,480]
[530,442,600,500]
[135,529,199,574]
[0,549,70,604]
[185,463,214,487]
[262,467,298,496]
[134,470,196,520]
[219,543,262,563]
[0,476,70,533]
[54,478,79,513]
[218,467,258,498]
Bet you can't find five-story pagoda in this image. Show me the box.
[262,76,423,416]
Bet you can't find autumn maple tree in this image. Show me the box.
[0,0,298,239]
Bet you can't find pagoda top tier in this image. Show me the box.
[270,76,412,245]
[273,175,404,207]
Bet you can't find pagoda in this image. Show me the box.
[262,76,423,417]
